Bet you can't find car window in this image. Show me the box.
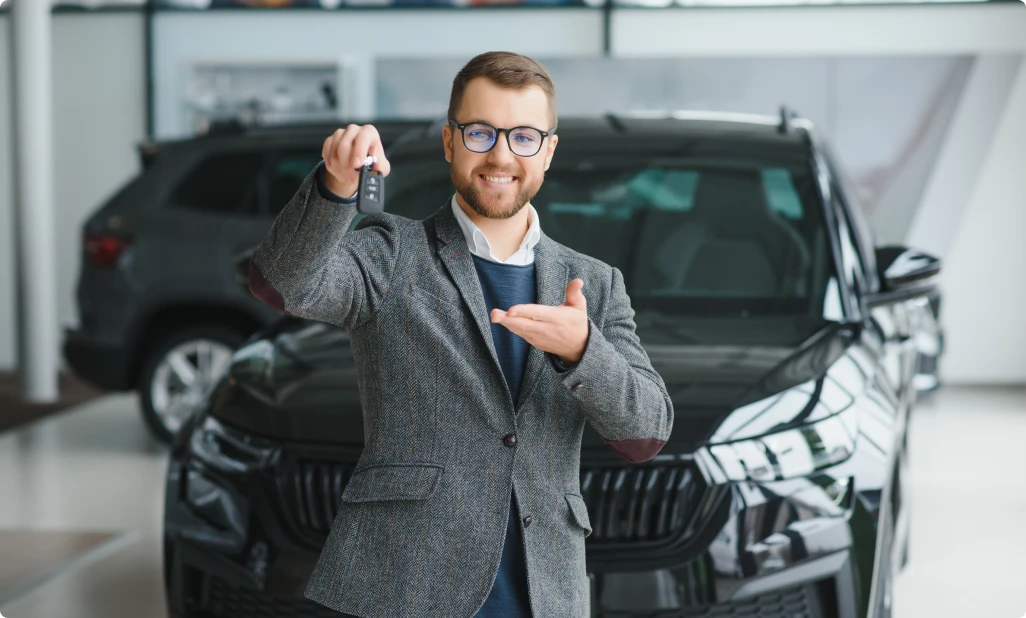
[346,157,453,231]
[824,146,879,292]
[761,168,804,219]
[266,153,323,217]
[534,157,830,316]
[169,152,263,215]
[832,184,868,307]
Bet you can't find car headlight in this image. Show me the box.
[189,415,280,474]
[697,405,858,484]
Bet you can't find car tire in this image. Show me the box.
[138,324,247,443]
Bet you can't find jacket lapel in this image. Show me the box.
[433,202,507,404]
[514,232,568,414]
[431,201,569,415]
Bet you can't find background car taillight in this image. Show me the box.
[84,233,131,267]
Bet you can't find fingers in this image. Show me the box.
[564,278,587,310]
[349,125,391,176]
[491,313,546,342]
[321,125,359,186]
[320,124,392,195]
[505,303,558,322]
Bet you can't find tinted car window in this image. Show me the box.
[170,152,263,215]
[533,157,829,316]
[347,157,453,230]
[267,153,323,216]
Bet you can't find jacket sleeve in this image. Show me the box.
[248,161,403,331]
[554,266,674,463]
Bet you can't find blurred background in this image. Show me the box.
[0,0,1023,616]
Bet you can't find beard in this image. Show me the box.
[451,165,543,220]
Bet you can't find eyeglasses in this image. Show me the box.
[449,120,556,158]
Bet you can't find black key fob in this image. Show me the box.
[357,164,385,214]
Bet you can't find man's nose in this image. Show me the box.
[486,131,517,165]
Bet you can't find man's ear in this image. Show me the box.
[442,125,453,163]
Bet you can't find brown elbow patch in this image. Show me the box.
[605,438,667,463]
[248,260,290,315]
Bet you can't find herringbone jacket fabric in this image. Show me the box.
[248,163,674,618]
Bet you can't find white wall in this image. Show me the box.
[938,60,1026,385]
[0,11,147,371]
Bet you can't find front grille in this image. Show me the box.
[280,460,356,536]
[203,576,342,618]
[281,460,708,548]
[580,464,707,545]
[200,577,823,618]
[600,584,823,618]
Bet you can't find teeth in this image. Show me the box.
[483,175,514,184]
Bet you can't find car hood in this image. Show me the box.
[209,315,863,452]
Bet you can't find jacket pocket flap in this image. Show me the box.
[341,463,444,503]
[565,493,593,537]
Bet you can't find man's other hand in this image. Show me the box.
[490,278,589,364]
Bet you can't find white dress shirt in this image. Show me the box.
[449,195,542,266]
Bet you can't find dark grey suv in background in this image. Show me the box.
[61,120,425,441]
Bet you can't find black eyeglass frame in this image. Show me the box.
[448,119,557,157]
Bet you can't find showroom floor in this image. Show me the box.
[0,386,1023,618]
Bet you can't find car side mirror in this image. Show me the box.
[866,245,941,306]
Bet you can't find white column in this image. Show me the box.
[12,0,59,402]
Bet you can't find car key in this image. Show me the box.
[356,155,385,214]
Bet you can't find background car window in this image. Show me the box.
[533,158,829,316]
[346,157,453,230]
[825,146,880,293]
[169,152,263,215]
[266,153,323,216]
[832,184,868,308]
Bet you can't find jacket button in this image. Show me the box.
[523,515,533,528]
[503,433,517,447]
[571,382,584,392]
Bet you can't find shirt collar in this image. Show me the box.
[449,194,541,265]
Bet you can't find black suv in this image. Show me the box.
[62,120,425,441]
[164,112,942,617]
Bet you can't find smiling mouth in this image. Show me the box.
[480,174,517,185]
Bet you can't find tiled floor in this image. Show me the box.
[0,386,1023,618]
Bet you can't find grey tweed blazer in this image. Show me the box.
[248,163,674,618]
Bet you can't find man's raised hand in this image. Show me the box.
[321,124,392,199]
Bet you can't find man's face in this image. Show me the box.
[443,77,558,220]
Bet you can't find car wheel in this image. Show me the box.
[138,325,246,443]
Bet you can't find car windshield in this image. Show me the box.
[364,140,837,319]
[534,156,832,317]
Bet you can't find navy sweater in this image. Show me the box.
[471,254,535,618]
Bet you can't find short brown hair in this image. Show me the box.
[448,51,557,129]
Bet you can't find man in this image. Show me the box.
[248,51,673,618]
